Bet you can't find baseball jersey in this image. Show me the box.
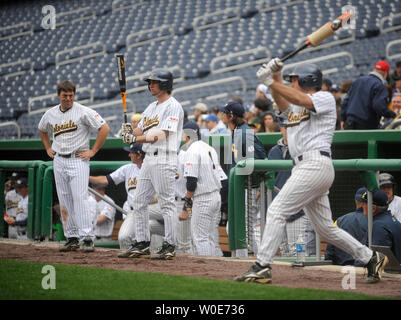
[38,102,106,155]
[108,163,140,208]
[5,190,22,218]
[286,91,337,158]
[175,150,187,199]
[93,195,116,237]
[15,195,28,224]
[183,140,227,196]
[138,96,184,153]
[389,195,401,223]
[88,194,97,223]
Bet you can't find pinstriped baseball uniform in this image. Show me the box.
[93,194,116,239]
[175,149,193,253]
[38,102,106,240]
[15,194,28,239]
[257,91,374,266]
[5,189,22,239]
[132,96,184,245]
[389,195,401,223]
[183,140,226,256]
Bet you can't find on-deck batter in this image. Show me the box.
[38,80,110,252]
[121,69,184,260]
[235,59,388,284]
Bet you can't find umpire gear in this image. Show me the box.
[284,63,322,90]
[143,69,173,92]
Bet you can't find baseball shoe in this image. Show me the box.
[81,238,95,253]
[365,251,388,283]
[59,237,79,252]
[150,241,176,260]
[234,263,272,284]
[117,241,151,258]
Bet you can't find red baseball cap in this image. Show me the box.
[374,60,390,73]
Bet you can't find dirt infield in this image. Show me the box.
[1,240,401,299]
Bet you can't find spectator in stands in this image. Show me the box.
[378,172,401,223]
[116,113,142,137]
[341,60,396,130]
[229,96,244,106]
[325,187,368,265]
[256,84,273,102]
[340,79,352,99]
[359,189,401,263]
[259,111,280,133]
[394,80,401,95]
[90,184,116,243]
[189,102,208,124]
[210,105,229,133]
[219,101,267,257]
[321,78,332,91]
[389,61,401,90]
[251,98,273,132]
[204,114,229,135]
[382,93,401,129]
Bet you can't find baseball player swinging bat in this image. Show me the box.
[280,10,353,62]
[116,54,128,124]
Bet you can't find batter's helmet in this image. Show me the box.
[143,69,173,92]
[379,173,396,187]
[283,63,322,90]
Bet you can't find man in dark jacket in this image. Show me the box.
[360,189,401,263]
[325,187,368,265]
[219,101,267,257]
[341,61,396,129]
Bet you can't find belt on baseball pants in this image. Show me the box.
[175,197,186,201]
[293,150,331,165]
[56,152,75,158]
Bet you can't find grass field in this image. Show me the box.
[0,259,387,300]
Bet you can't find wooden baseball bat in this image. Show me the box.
[281,10,353,62]
[115,54,128,123]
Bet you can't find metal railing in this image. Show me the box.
[0,121,21,139]
[386,39,401,61]
[0,59,33,79]
[0,22,33,41]
[210,46,271,74]
[126,25,175,48]
[257,0,304,13]
[192,8,241,31]
[380,12,401,33]
[56,7,96,27]
[55,41,106,67]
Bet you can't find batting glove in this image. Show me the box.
[122,132,136,144]
[121,123,133,135]
[269,57,283,74]
[257,64,274,87]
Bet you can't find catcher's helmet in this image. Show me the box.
[143,69,173,92]
[283,63,322,90]
[379,173,395,187]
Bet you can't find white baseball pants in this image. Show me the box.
[257,150,373,266]
[132,154,176,245]
[175,199,193,254]
[53,155,93,240]
[191,191,222,256]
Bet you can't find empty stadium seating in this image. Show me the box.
[0,0,400,139]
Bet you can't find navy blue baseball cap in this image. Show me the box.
[124,142,144,155]
[218,101,245,117]
[360,189,389,206]
[355,187,368,202]
[183,121,200,131]
[15,177,28,187]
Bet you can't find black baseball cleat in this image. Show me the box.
[118,241,151,258]
[234,263,272,284]
[150,241,176,260]
[81,238,95,253]
[59,237,79,252]
[365,251,388,283]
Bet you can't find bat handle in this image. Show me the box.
[280,41,310,62]
[124,113,128,124]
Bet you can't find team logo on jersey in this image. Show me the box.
[127,177,137,191]
[142,115,160,133]
[6,200,19,210]
[52,120,78,137]
[286,108,310,127]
